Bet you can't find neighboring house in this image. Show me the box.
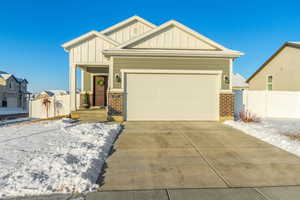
[35,90,69,99]
[0,71,29,109]
[232,73,249,90]
[62,16,243,121]
[247,42,300,91]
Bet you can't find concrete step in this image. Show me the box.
[72,110,107,114]
[79,118,108,123]
[71,109,108,121]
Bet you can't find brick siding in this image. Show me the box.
[108,92,123,115]
[219,92,234,120]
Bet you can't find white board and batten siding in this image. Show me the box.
[128,26,217,50]
[104,21,153,44]
[69,37,116,65]
[234,90,300,119]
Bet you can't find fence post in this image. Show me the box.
[53,96,56,117]
[29,100,32,118]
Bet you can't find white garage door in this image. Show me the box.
[125,73,220,121]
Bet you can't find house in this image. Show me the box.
[247,42,300,91]
[0,71,29,109]
[232,73,249,90]
[62,16,243,121]
[35,90,69,99]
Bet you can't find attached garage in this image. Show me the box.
[125,70,221,121]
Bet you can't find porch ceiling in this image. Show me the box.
[83,66,109,74]
[77,64,109,70]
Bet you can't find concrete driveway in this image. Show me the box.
[99,121,300,190]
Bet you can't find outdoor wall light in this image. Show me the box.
[115,73,121,82]
[224,75,230,84]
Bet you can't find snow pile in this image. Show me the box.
[0,108,28,115]
[224,119,300,157]
[0,119,121,198]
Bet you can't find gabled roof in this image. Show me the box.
[0,71,8,79]
[100,15,156,35]
[232,73,249,88]
[0,71,13,80]
[103,20,243,58]
[115,20,230,50]
[41,90,68,96]
[247,42,300,83]
[0,73,19,82]
[62,17,243,58]
[17,78,28,84]
[62,30,119,50]
[0,71,28,84]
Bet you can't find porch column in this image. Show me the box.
[70,64,77,111]
[229,58,233,90]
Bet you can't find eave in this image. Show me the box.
[61,31,119,51]
[103,49,244,58]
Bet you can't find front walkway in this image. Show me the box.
[100,121,300,190]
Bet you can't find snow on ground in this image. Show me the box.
[224,118,300,157]
[0,119,121,198]
[0,108,28,115]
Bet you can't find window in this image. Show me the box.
[2,97,7,107]
[9,81,12,89]
[267,75,273,91]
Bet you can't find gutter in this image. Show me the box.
[102,49,244,58]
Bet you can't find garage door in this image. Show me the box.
[125,73,220,120]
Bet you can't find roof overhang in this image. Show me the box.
[61,31,119,51]
[103,49,244,58]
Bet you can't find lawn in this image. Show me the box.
[225,118,300,157]
[0,119,121,198]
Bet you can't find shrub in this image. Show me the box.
[239,110,260,123]
[83,92,90,105]
[42,97,51,118]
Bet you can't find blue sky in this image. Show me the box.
[0,0,299,93]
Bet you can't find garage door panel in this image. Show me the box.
[126,73,219,121]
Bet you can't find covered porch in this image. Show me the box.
[69,64,111,121]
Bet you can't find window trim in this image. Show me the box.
[266,75,273,91]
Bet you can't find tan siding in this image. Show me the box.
[113,57,229,89]
[105,21,153,44]
[128,26,217,50]
[70,36,116,65]
[0,78,5,86]
[249,46,300,91]
[83,72,91,91]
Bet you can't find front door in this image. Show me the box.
[93,76,107,107]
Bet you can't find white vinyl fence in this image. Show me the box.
[29,94,80,119]
[234,90,300,119]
